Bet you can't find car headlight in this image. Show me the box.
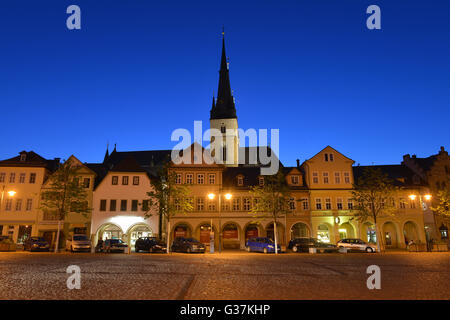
[268,245,274,248]
[32,244,38,247]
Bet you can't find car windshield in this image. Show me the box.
[109,239,123,244]
[185,238,199,243]
[73,235,89,241]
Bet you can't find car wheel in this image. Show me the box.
[366,247,374,253]
[187,247,191,253]
[263,248,268,254]
[292,246,298,253]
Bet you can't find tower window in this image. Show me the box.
[221,126,226,134]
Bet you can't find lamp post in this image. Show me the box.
[208,191,232,253]
[409,193,433,247]
[1,185,16,213]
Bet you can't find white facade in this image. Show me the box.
[91,171,159,249]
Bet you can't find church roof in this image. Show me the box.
[210,34,237,120]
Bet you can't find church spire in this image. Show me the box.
[103,143,109,163]
[210,30,237,120]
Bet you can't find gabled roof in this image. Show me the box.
[110,156,145,172]
[352,164,425,187]
[303,145,354,163]
[0,151,59,171]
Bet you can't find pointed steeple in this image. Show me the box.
[103,143,110,163]
[210,30,237,120]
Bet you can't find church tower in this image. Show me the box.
[210,32,239,166]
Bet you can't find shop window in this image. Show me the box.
[317,224,330,243]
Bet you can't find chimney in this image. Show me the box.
[412,154,416,159]
[296,159,300,168]
[403,154,411,162]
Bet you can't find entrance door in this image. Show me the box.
[200,225,211,244]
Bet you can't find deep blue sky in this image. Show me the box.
[1,0,449,166]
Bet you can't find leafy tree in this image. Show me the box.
[351,167,399,252]
[144,164,193,253]
[40,159,91,252]
[249,170,291,254]
[432,187,450,222]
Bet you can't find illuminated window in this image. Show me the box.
[347,199,353,210]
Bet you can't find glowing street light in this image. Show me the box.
[7,191,16,197]
[408,194,417,201]
[208,191,232,253]
[424,194,432,201]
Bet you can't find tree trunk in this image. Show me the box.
[54,220,61,253]
[274,220,278,255]
[374,222,382,253]
[166,219,171,254]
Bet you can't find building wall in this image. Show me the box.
[0,166,48,242]
[91,171,159,249]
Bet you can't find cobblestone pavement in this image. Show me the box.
[0,251,448,300]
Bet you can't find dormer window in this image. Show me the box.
[329,154,334,161]
[324,154,328,162]
[291,175,299,185]
[237,175,244,186]
[20,153,26,162]
[221,125,226,134]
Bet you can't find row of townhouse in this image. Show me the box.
[1,145,448,251]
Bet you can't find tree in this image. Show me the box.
[40,160,91,253]
[351,167,399,252]
[144,164,193,253]
[432,187,450,222]
[249,170,291,254]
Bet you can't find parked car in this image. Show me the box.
[171,237,205,253]
[336,238,377,253]
[23,237,50,252]
[66,234,92,252]
[245,237,283,253]
[135,237,167,253]
[290,237,338,253]
[102,239,128,253]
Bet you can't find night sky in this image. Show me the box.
[1,0,449,166]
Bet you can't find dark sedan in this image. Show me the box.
[102,239,128,253]
[135,237,167,253]
[23,237,50,252]
[171,237,206,253]
[290,237,338,253]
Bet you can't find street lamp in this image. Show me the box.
[207,191,232,253]
[1,186,16,213]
